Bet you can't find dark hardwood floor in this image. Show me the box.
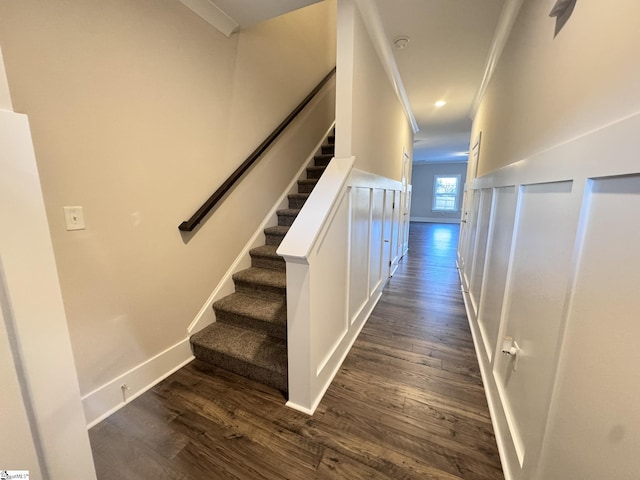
[89,222,504,479]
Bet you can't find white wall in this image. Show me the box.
[0,300,42,478]
[0,0,336,422]
[463,1,640,478]
[410,162,467,223]
[0,67,96,477]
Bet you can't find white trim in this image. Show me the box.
[353,0,419,133]
[470,0,524,117]
[1,110,97,478]
[432,173,462,212]
[278,156,356,262]
[458,278,515,480]
[177,0,239,37]
[82,339,194,428]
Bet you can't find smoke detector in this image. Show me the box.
[393,36,410,49]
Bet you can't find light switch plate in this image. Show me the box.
[64,206,85,231]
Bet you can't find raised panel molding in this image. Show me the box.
[459,112,640,479]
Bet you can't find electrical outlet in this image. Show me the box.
[64,206,85,231]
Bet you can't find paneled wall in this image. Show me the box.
[458,113,640,479]
[279,160,408,413]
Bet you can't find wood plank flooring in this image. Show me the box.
[89,222,504,479]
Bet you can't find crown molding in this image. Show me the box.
[470,0,525,118]
[353,0,419,133]
[178,0,239,37]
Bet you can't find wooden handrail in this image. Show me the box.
[178,67,336,232]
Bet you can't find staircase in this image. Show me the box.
[189,133,335,393]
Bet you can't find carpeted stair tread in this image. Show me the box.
[314,154,333,167]
[277,208,301,227]
[321,144,335,154]
[264,225,290,246]
[190,323,287,391]
[249,244,285,271]
[288,193,311,209]
[264,225,290,236]
[250,244,281,259]
[298,178,319,193]
[306,166,326,179]
[288,193,310,200]
[213,292,286,339]
[214,292,286,325]
[233,267,286,293]
[277,208,301,217]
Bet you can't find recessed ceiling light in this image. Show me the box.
[435,100,446,108]
[394,36,410,49]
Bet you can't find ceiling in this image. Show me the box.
[212,0,321,28]
[374,0,506,163]
[207,0,506,164]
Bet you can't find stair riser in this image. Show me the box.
[306,168,325,180]
[321,144,335,155]
[265,232,285,246]
[190,345,287,392]
[235,281,286,301]
[277,214,297,227]
[314,155,332,167]
[288,197,308,209]
[214,310,286,340]
[250,254,285,271]
[297,181,317,194]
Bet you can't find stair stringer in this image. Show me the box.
[187,122,336,336]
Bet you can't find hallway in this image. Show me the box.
[89,222,503,479]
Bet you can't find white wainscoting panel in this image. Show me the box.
[459,112,640,479]
[369,188,385,295]
[493,180,580,466]
[313,192,350,374]
[469,188,494,316]
[536,174,640,480]
[461,189,481,289]
[280,160,407,414]
[349,186,372,322]
[477,186,518,362]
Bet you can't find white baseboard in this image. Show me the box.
[410,216,460,224]
[82,338,194,428]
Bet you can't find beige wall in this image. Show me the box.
[0,0,336,396]
[336,0,413,181]
[472,0,640,176]
[0,47,10,110]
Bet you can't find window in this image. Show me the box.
[432,175,460,211]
